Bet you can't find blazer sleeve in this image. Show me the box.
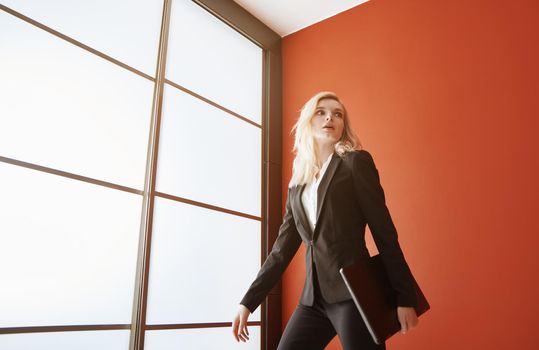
[351,150,418,307]
[239,187,302,313]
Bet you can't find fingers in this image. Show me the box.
[400,319,408,334]
[239,322,250,342]
[232,317,240,342]
[398,307,418,334]
[406,310,419,331]
[232,315,250,342]
[397,308,406,334]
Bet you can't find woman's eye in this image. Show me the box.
[335,112,343,118]
[316,110,324,115]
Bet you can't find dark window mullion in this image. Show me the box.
[129,0,172,349]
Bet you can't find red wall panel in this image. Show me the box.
[280,0,539,349]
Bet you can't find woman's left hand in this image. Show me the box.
[397,306,418,334]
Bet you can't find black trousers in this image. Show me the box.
[277,265,386,350]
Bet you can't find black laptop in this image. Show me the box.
[339,254,430,345]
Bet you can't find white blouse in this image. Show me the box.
[301,153,334,233]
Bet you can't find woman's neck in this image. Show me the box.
[316,142,335,168]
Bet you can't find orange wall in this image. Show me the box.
[280,0,539,349]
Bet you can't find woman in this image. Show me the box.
[232,91,419,349]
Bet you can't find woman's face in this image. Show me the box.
[311,98,345,146]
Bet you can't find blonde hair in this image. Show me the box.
[289,91,362,187]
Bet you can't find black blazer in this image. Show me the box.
[240,149,417,313]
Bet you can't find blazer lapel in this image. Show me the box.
[292,152,342,240]
[315,152,341,225]
[294,184,313,237]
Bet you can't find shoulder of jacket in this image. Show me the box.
[344,149,373,162]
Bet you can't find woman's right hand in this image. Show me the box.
[232,304,251,342]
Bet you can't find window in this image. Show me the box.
[0,1,280,349]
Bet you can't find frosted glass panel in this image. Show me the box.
[156,86,261,216]
[1,0,163,75]
[145,327,260,350]
[0,11,153,190]
[166,0,262,123]
[146,197,261,324]
[0,330,130,350]
[0,162,141,327]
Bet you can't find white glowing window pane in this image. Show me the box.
[1,0,163,75]
[0,163,142,327]
[145,327,260,350]
[0,11,153,191]
[146,197,261,324]
[0,330,130,350]
[166,0,262,124]
[156,86,261,217]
